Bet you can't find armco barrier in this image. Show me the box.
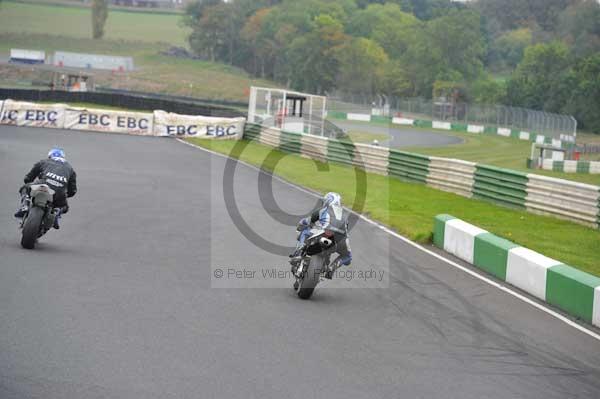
[353,143,389,175]
[387,150,430,183]
[327,139,355,166]
[473,165,528,208]
[427,157,475,197]
[245,123,600,229]
[279,130,302,154]
[525,174,599,227]
[434,214,600,327]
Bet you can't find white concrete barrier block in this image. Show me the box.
[432,121,451,130]
[519,131,530,140]
[542,159,554,170]
[443,219,487,264]
[392,117,414,125]
[506,247,561,300]
[467,124,484,134]
[589,162,600,174]
[497,127,511,137]
[593,287,600,328]
[536,135,546,144]
[552,139,562,148]
[347,113,371,122]
[552,151,565,161]
[563,160,577,172]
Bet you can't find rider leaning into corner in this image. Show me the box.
[14,148,77,229]
[289,192,352,279]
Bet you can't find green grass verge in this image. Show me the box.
[186,137,600,278]
[0,32,277,101]
[344,131,390,144]
[0,1,188,45]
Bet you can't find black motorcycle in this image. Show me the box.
[19,180,59,249]
[291,228,337,299]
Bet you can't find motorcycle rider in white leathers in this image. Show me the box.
[290,192,352,279]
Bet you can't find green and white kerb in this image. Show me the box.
[434,214,600,327]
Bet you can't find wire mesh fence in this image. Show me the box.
[327,92,577,140]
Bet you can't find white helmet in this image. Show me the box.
[322,192,341,208]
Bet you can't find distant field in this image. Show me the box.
[0,1,189,45]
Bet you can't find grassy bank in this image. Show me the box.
[0,33,276,101]
[0,1,188,45]
[186,137,600,278]
[0,1,278,101]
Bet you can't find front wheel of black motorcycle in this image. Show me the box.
[297,255,322,300]
[21,207,44,249]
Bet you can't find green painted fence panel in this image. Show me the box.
[546,264,600,323]
[414,120,433,128]
[473,165,528,208]
[278,131,302,154]
[576,161,590,174]
[484,126,497,135]
[243,123,262,141]
[328,111,347,120]
[544,136,553,145]
[510,129,521,139]
[451,123,467,132]
[327,139,355,166]
[529,133,537,142]
[372,115,391,124]
[387,150,430,183]
[433,214,455,249]
[473,233,519,280]
[552,161,564,172]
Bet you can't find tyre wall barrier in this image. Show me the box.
[434,214,600,327]
[245,123,600,230]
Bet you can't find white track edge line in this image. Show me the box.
[177,138,600,341]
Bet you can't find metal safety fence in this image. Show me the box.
[327,92,577,140]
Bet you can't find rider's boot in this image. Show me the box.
[14,196,29,218]
[324,259,342,280]
[53,209,62,229]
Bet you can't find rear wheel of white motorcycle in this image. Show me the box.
[297,255,323,300]
[21,207,43,249]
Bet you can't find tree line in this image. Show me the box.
[178,0,599,132]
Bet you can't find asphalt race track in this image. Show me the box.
[1,126,600,399]
[333,120,462,148]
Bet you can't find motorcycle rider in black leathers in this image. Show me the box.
[14,148,77,229]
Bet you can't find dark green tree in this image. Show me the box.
[91,0,108,40]
[506,42,571,111]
